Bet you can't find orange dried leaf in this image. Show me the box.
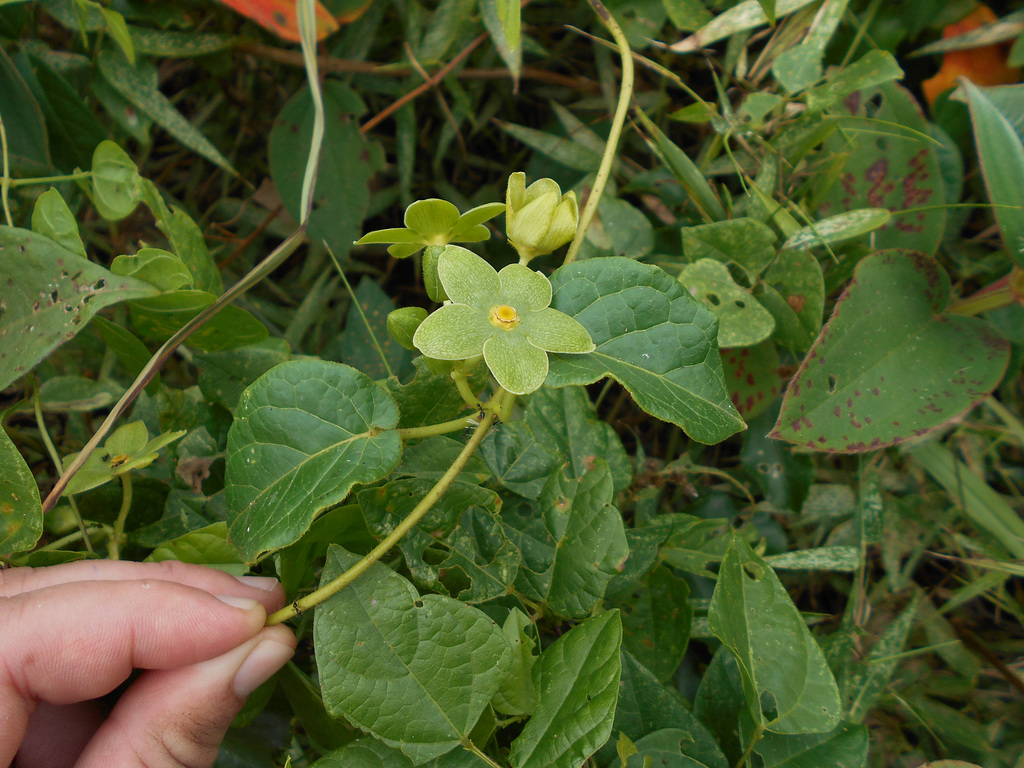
[923,4,1021,106]
[216,0,340,42]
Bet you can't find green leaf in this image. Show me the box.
[693,647,752,765]
[764,546,859,571]
[270,81,385,263]
[804,51,903,112]
[663,0,713,31]
[90,140,143,220]
[358,479,518,603]
[312,737,490,767]
[129,290,268,352]
[626,728,728,768]
[680,218,777,282]
[817,82,946,254]
[384,357,485,429]
[111,247,193,292]
[754,248,824,352]
[0,426,43,556]
[963,79,1024,267]
[92,316,160,395]
[0,227,158,391]
[194,338,292,412]
[331,277,413,380]
[508,611,622,768]
[615,564,692,682]
[225,360,401,562]
[754,723,868,768]
[781,209,891,251]
[37,375,120,411]
[96,49,234,173]
[99,6,135,65]
[668,0,820,53]
[315,545,512,763]
[547,257,745,444]
[480,0,521,85]
[708,537,841,734]
[146,521,246,575]
[481,385,631,499]
[129,27,233,57]
[771,250,1010,452]
[679,259,776,348]
[0,47,51,175]
[600,650,727,768]
[495,120,603,171]
[492,608,538,716]
[581,196,654,260]
[31,189,86,258]
[501,460,628,618]
[140,184,223,295]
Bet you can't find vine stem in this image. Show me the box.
[733,722,765,768]
[266,390,509,626]
[108,473,133,560]
[563,0,634,265]
[462,739,505,768]
[0,113,12,226]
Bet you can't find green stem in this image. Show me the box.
[0,113,12,227]
[33,393,93,553]
[462,740,505,768]
[733,722,765,768]
[10,524,112,564]
[397,415,479,440]
[109,473,133,560]
[266,391,507,625]
[453,365,482,410]
[563,0,633,265]
[948,268,1023,317]
[9,171,92,188]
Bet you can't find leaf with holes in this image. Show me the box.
[817,82,946,254]
[754,248,824,352]
[681,218,777,283]
[771,250,1009,453]
[225,360,401,562]
[708,536,842,734]
[547,258,744,444]
[315,545,511,763]
[358,479,518,603]
[0,227,159,391]
[680,259,775,348]
[501,460,628,618]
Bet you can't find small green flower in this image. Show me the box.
[505,172,578,263]
[412,245,595,395]
[355,198,505,259]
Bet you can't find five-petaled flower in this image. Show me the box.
[355,199,505,259]
[413,245,595,395]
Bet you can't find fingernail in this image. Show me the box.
[233,639,294,697]
[235,575,279,591]
[215,594,262,611]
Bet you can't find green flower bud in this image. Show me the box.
[387,306,428,350]
[505,172,579,263]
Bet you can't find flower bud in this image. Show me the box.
[505,172,578,263]
[387,307,428,350]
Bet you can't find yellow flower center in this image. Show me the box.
[490,304,519,330]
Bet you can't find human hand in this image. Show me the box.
[0,559,296,768]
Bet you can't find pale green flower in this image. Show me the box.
[412,245,594,395]
[355,198,505,259]
[505,172,578,263]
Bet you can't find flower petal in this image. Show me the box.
[413,303,493,360]
[497,264,552,311]
[508,189,559,253]
[355,227,424,245]
[404,199,460,240]
[483,331,549,395]
[452,224,491,243]
[523,177,561,205]
[451,202,506,239]
[437,245,501,308]
[520,308,596,354]
[506,172,527,228]
[388,242,425,259]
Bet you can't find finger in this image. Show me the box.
[0,560,284,611]
[75,625,296,768]
[0,580,268,766]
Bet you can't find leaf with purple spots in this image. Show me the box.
[721,341,782,420]
[771,249,1009,453]
[816,82,946,255]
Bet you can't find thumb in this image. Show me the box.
[75,625,295,768]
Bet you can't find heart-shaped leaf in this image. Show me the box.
[772,250,1009,452]
[226,360,401,562]
[547,258,745,444]
[315,546,511,763]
